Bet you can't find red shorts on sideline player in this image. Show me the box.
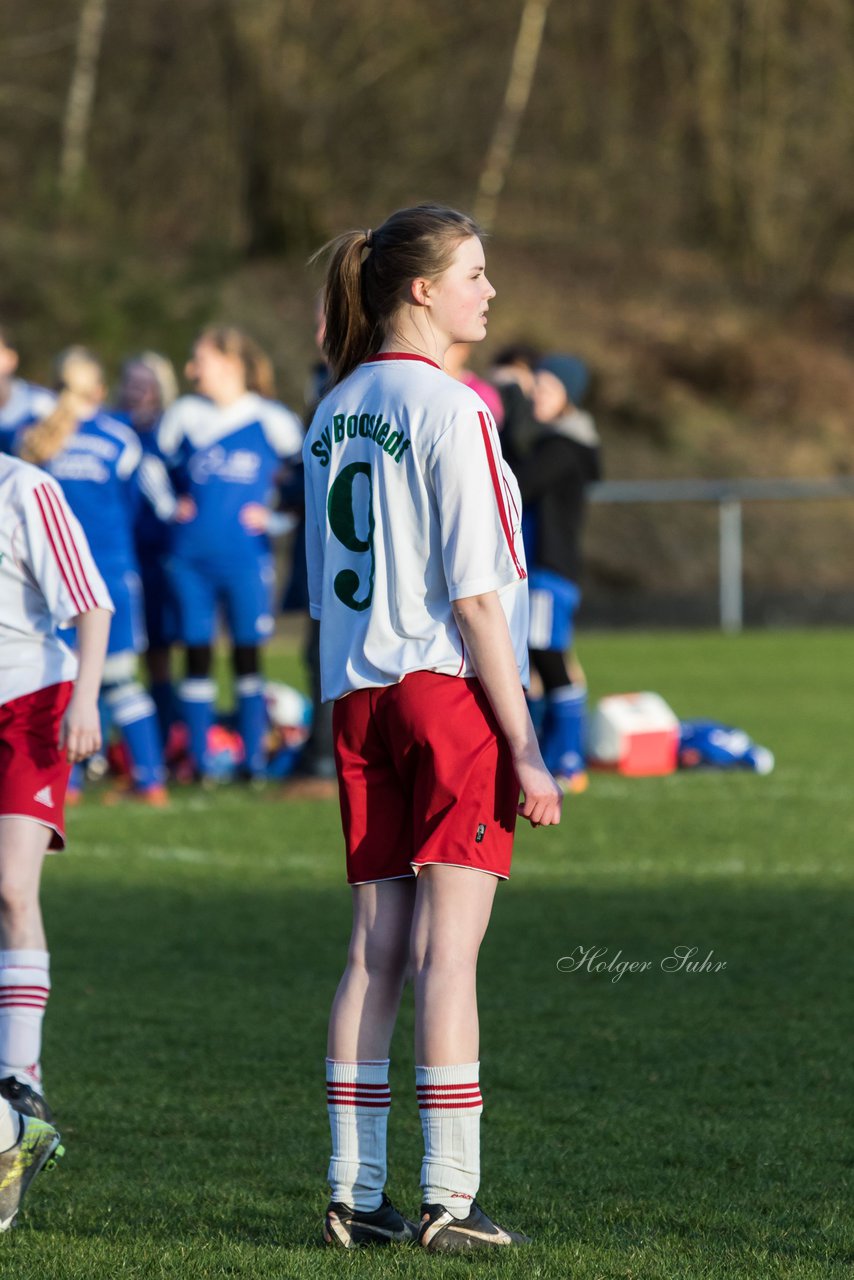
[0,682,73,850]
[333,671,518,884]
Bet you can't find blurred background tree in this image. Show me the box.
[3,0,854,619]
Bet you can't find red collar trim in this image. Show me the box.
[364,352,442,370]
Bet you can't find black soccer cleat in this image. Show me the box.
[323,1193,418,1248]
[417,1200,532,1252]
[0,1077,53,1123]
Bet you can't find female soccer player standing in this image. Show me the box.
[0,451,112,1224]
[18,350,167,803]
[305,204,562,1252]
[157,328,303,783]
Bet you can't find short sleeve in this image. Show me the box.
[261,401,304,459]
[428,407,526,601]
[114,427,142,481]
[23,478,114,624]
[156,398,191,461]
[303,459,324,621]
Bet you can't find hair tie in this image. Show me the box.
[364,229,374,248]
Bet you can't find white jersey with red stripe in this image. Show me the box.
[304,353,529,702]
[0,455,113,705]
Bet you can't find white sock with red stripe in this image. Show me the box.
[0,950,50,1092]
[326,1058,390,1212]
[0,1100,19,1152]
[416,1061,483,1218]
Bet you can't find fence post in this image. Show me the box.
[719,498,743,632]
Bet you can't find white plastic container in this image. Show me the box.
[587,692,680,777]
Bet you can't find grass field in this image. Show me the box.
[2,629,852,1279]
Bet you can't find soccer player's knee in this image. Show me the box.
[0,869,35,926]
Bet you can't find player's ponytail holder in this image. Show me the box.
[364,229,374,249]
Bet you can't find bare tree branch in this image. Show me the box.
[59,0,108,203]
[474,0,552,232]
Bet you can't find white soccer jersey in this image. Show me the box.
[157,392,303,459]
[304,353,529,702]
[0,455,113,706]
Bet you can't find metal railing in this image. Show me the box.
[588,477,854,632]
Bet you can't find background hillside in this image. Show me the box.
[3,0,854,621]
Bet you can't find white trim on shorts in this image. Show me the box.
[349,872,416,886]
[0,812,65,852]
[411,860,508,881]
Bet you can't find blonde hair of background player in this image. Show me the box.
[19,347,105,465]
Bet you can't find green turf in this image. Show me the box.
[2,630,851,1278]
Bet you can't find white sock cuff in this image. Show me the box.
[549,685,587,706]
[326,1058,389,1083]
[236,675,264,697]
[179,678,216,701]
[416,1062,482,1112]
[416,1062,479,1085]
[0,950,49,975]
[326,1058,391,1112]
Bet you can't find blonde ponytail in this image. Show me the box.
[20,346,104,465]
[312,204,482,388]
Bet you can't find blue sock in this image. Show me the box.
[178,678,215,776]
[150,681,175,743]
[236,675,267,777]
[527,694,546,741]
[543,685,587,777]
[105,682,165,792]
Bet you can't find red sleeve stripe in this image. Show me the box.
[34,483,97,612]
[477,411,526,580]
[42,482,99,611]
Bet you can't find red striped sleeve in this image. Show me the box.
[41,482,98,610]
[33,483,97,612]
[477,411,526,580]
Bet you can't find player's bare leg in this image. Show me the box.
[410,864,529,1250]
[328,878,416,1058]
[324,878,417,1246]
[409,864,496,1064]
[0,818,53,1119]
[0,817,48,949]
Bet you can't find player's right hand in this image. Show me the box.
[515,754,563,827]
[59,695,102,763]
[174,495,197,523]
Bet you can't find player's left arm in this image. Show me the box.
[22,476,114,760]
[261,401,304,460]
[453,592,562,828]
[241,402,305,533]
[60,605,112,762]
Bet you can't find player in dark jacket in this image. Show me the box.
[512,354,601,791]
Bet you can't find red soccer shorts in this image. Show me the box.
[0,682,74,851]
[333,671,519,884]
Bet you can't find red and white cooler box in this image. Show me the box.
[586,692,680,777]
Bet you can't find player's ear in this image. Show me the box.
[409,277,431,308]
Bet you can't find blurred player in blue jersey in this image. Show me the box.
[17,349,169,804]
[0,327,55,456]
[113,352,180,741]
[157,327,303,783]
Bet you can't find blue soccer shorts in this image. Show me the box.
[167,553,275,647]
[527,568,581,653]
